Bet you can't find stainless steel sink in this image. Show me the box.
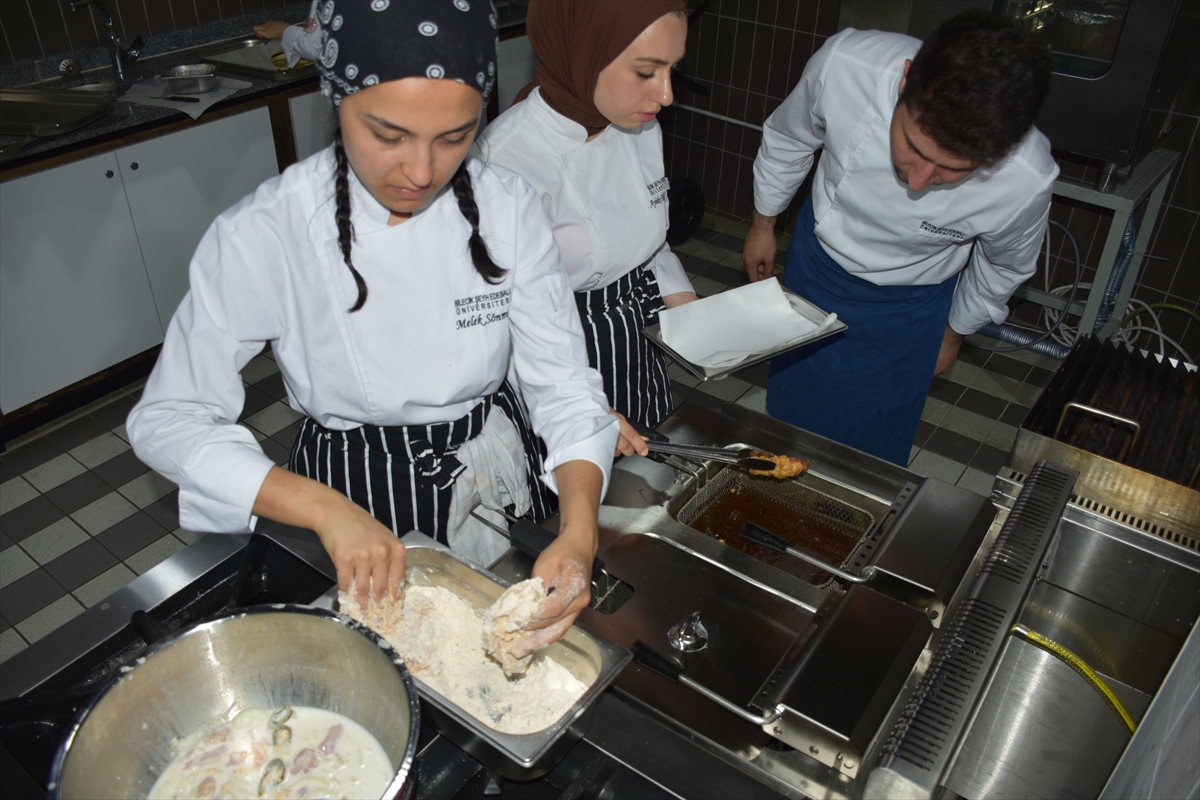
[0,83,123,137]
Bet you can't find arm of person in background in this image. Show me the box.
[126,212,403,610]
[743,36,836,282]
[942,175,1056,375]
[253,1,323,68]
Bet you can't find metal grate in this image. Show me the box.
[590,573,634,615]
[1005,468,1198,552]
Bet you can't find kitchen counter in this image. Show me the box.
[0,1,529,176]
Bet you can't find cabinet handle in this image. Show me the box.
[105,169,114,178]
[130,162,139,170]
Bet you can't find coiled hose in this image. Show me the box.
[1093,214,1138,333]
[1010,624,1138,735]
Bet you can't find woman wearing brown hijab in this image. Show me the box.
[481,0,695,447]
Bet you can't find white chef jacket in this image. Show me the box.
[278,1,323,68]
[478,88,694,297]
[128,148,618,534]
[753,28,1059,335]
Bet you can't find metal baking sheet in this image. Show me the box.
[391,533,631,777]
[199,36,316,81]
[643,288,847,382]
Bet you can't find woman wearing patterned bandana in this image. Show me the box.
[128,1,618,645]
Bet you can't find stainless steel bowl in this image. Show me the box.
[161,63,218,94]
[49,606,419,799]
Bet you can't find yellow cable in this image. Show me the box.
[1010,625,1137,735]
[1122,303,1200,327]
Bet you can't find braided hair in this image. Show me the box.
[332,129,506,313]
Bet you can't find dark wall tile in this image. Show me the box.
[708,117,728,152]
[787,32,815,91]
[27,0,70,59]
[5,2,43,61]
[694,15,717,84]
[58,0,101,51]
[169,0,199,29]
[713,16,737,86]
[1,27,13,63]
[113,0,151,43]
[1167,123,1199,213]
[795,0,819,33]
[711,82,730,116]
[719,153,741,211]
[141,0,174,33]
[1146,205,1194,285]
[730,17,755,88]
[766,26,793,99]
[195,0,221,25]
[217,0,242,21]
[815,0,839,36]
[1171,224,1198,299]
[757,0,778,26]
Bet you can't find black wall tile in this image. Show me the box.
[5,1,43,61]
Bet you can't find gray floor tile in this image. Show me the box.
[126,535,186,575]
[1,628,28,662]
[73,563,138,607]
[921,396,953,426]
[0,545,38,586]
[245,403,304,437]
[119,471,177,508]
[691,275,728,298]
[144,490,181,531]
[16,595,85,644]
[939,407,997,442]
[0,531,14,552]
[969,444,1010,475]
[985,421,1019,452]
[1026,365,1057,388]
[240,353,281,385]
[734,386,768,414]
[1001,403,1031,427]
[667,362,702,388]
[18,517,89,565]
[45,414,110,452]
[174,528,206,546]
[89,393,138,430]
[928,377,967,405]
[706,263,749,287]
[92,448,153,489]
[908,450,967,484]
[1,496,67,542]
[0,436,66,477]
[957,344,991,367]
[914,420,936,448]
[676,251,717,276]
[99,510,171,561]
[983,353,1033,382]
[253,371,288,401]
[924,427,983,464]
[44,471,114,516]
[69,431,131,469]
[23,453,86,493]
[44,539,119,591]
[269,419,303,448]
[942,360,982,388]
[0,569,66,623]
[239,384,275,422]
[261,438,292,466]
[957,467,997,497]
[957,387,1010,419]
[677,387,724,412]
[1,476,39,516]
[732,361,771,388]
[72,492,137,535]
[708,231,745,252]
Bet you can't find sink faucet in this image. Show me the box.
[69,0,143,84]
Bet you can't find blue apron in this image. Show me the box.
[767,196,956,465]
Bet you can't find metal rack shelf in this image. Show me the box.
[1013,147,1180,339]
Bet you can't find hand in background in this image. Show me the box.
[252,20,290,40]
[935,325,965,377]
[662,291,699,309]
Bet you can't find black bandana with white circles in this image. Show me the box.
[316,0,498,108]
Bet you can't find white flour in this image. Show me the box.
[340,584,588,735]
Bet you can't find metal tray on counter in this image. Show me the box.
[393,532,631,779]
[642,287,847,382]
[199,36,316,81]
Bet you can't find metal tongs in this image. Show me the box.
[630,419,776,472]
[643,441,776,472]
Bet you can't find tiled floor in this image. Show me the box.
[0,212,1060,667]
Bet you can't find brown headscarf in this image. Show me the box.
[515,0,687,137]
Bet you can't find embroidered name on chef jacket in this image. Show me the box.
[920,220,966,241]
[454,288,511,330]
[648,176,669,209]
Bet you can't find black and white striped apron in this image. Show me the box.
[575,265,674,430]
[288,381,555,543]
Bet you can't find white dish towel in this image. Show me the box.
[659,279,838,369]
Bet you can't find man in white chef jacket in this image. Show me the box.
[742,10,1057,465]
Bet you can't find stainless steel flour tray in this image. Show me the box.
[396,532,631,779]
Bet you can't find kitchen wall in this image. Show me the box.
[661,0,1200,361]
[0,0,293,64]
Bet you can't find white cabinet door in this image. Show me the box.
[290,90,337,162]
[0,152,164,413]
[119,107,279,332]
